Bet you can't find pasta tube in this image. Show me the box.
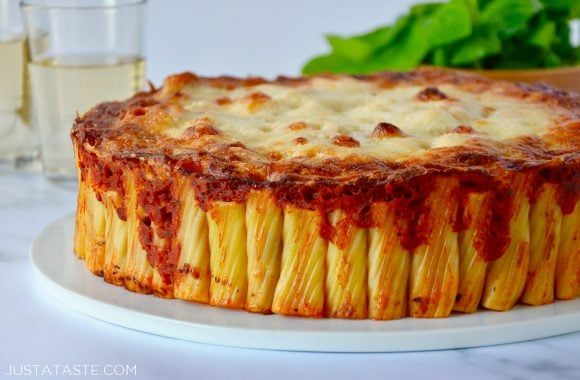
[555,201,580,299]
[102,192,129,286]
[123,171,154,293]
[454,192,491,313]
[207,201,248,308]
[245,190,283,313]
[325,209,368,319]
[482,175,530,311]
[410,177,459,318]
[84,186,106,276]
[367,202,409,320]
[173,181,211,303]
[521,184,562,305]
[272,206,327,317]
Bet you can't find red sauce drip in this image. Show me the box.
[81,150,127,220]
[528,158,579,214]
[481,185,516,261]
[135,170,181,284]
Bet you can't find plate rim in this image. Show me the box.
[30,213,580,352]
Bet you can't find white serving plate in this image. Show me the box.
[31,214,580,352]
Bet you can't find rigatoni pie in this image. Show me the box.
[72,68,580,320]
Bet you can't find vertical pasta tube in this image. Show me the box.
[325,209,368,319]
[410,177,460,318]
[102,192,129,286]
[74,179,88,260]
[367,203,409,320]
[84,187,107,276]
[454,192,491,313]
[521,184,562,305]
[207,201,248,308]
[73,145,87,260]
[482,175,530,311]
[123,171,154,293]
[173,181,211,303]
[245,190,283,313]
[555,201,580,300]
[272,206,327,317]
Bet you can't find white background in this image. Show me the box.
[146,0,425,82]
[145,0,579,83]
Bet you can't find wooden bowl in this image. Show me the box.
[472,66,580,93]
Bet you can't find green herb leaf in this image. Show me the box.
[302,0,579,74]
[540,0,580,14]
[480,0,544,36]
[426,0,473,47]
[360,19,432,72]
[326,35,375,63]
[527,20,556,49]
[302,53,356,75]
[451,27,502,65]
[431,48,448,66]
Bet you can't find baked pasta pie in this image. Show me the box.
[72,68,580,320]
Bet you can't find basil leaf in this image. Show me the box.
[431,48,448,66]
[540,0,579,13]
[451,27,502,65]
[301,0,579,74]
[480,0,544,36]
[527,20,556,49]
[363,19,431,71]
[544,51,563,67]
[326,35,375,63]
[361,14,414,50]
[302,53,358,75]
[426,0,473,47]
[357,25,395,46]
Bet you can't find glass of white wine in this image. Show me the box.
[0,0,37,168]
[21,0,146,185]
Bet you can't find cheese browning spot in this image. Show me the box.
[482,106,496,117]
[182,117,220,138]
[243,77,268,87]
[417,87,450,101]
[133,108,146,116]
[288,121,308,131]
[267,151,283,160]
[332,135,360,148]
[294,137,308,145]
[243,91,272,112]
[453,125,475,134]
[215,97,232,106]
[371,122,404,138]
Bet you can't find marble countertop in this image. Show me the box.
[1,171,579,380]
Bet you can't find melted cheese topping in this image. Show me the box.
[161,76,560,161]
